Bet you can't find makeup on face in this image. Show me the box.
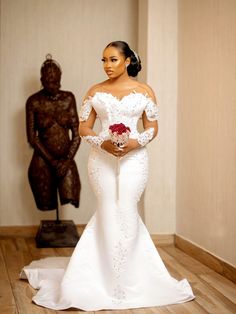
[102,47,128,79]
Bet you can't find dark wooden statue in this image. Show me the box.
[26,55,81,247]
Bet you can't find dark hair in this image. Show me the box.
[106,41,142,77]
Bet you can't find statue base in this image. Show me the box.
[36,220,80,248]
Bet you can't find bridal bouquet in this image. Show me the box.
[109,123,131,147]
[109,123,131,187]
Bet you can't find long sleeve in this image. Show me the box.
[137,96,159,146]
[79,97,93,122]
[79,97,105,148]
[144,96,159,122]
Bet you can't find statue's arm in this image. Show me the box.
[26,97,56,166]
[67,93,81,160]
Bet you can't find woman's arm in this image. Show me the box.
[79,111,122,157]
[138,111,158,145]
[79,83,125,157]
[79,107,97,137]
[117,116,158,158]
[137,84,158,146]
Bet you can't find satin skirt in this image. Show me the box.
[20,147,194,310]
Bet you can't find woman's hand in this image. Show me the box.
[119,139,140,157]
[101,140,121,157]
[101,139,140,157]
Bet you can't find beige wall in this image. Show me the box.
[0,0,138,225]
[0,0,177,235]
[177,0,236,266]
[2,0,235,267]
[138,0,178,234]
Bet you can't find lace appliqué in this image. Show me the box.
[132,149,149,202]
[81,135,104,148]
[79,98,93,121]
[88,166,101,196]
[88,151,102,197]
[116,210,129,239]
[112,240,128,305]
[137,127,155,146]
[145,97,159,121]
[112,241,128,279]
[112,284,126,305]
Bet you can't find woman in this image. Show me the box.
[21,41,194,310]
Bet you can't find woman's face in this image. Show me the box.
[102,46,129,79]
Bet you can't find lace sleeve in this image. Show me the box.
[81,135,104,148]
[144,97,159,121]
[137,128,155,146]
[79,97,93,121]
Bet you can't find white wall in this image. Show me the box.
[0,0,138,225]
[177,0,236,266]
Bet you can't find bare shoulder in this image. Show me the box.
[84,80,109,99]
[83,83,102,99]
[136,82,156,102]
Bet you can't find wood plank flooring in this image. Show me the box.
[0,236,235,314]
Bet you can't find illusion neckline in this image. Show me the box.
[91,91,151,102]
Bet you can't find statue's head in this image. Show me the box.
[40,54,62,96]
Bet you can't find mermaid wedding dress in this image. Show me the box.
[20,92,194,310]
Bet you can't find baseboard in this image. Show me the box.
[151,234,174,246]
[175,234,236,284]
[1,225,235,284]
[0,224,174,246]
[0,224,86,238]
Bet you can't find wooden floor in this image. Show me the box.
[0,237,236,314]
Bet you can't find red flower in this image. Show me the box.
[109,123,131,135]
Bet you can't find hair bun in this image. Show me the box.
[105,41,142,77]
[127,50,142,77]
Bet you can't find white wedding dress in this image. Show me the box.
[20,92,194,311]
